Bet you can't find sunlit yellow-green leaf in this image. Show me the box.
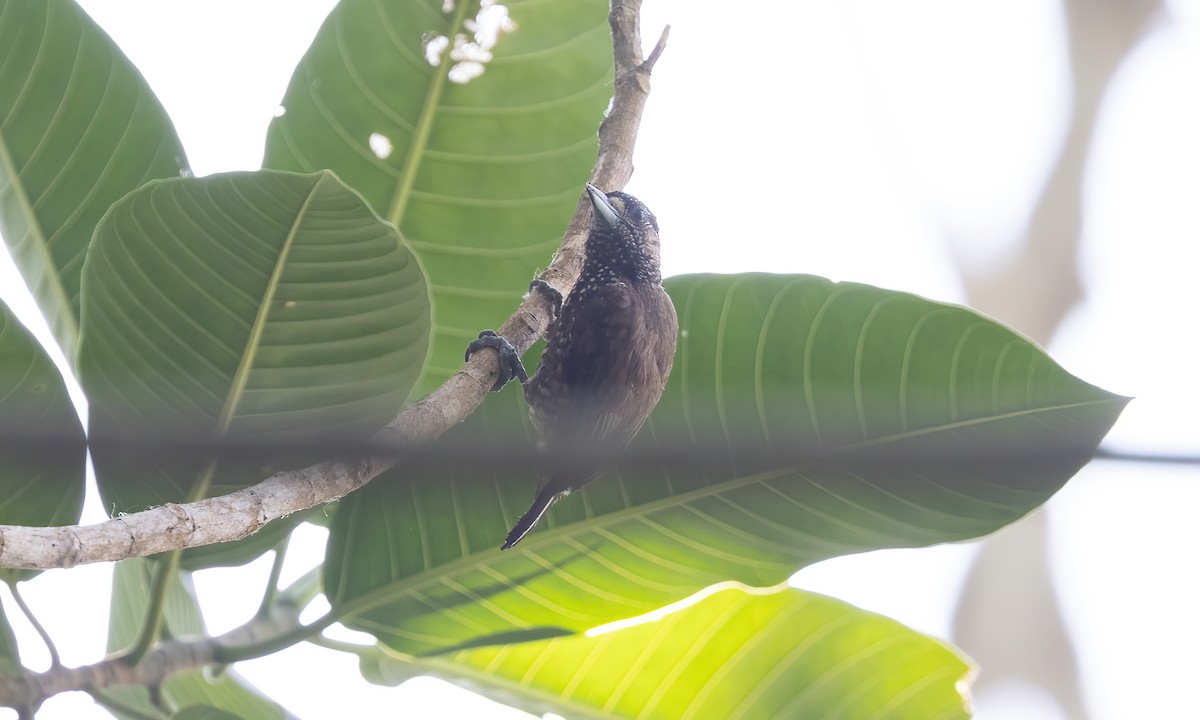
[363,585,973,720]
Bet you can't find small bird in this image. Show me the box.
[466,183,678,549]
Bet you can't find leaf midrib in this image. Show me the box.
[0,101,78,351]
[386,0,473,227]
[212,173,325,439]
[833,396,1125,453]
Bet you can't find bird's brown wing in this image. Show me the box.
[525,281,677,479]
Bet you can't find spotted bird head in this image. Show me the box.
[584,183,662,283]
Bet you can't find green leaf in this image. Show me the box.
[0,598,19,675]
[78,170,431,567]
[325,273,1126,656]
[0,299,85,583]
[101,559,290,720]
[263,0,612,396]
[171,707,244,720]
[363,585,972,719]
[0,0,188,360]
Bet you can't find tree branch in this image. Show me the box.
[4,582,59,669]
[0,0,667,571]
[0,637,218,712]
[0,561,326,709]
[0,602,306,711]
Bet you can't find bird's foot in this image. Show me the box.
[465,330,528,392]
[528,279,563,318]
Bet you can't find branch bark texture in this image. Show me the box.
[0,638,217,712]
[0,600,303,711]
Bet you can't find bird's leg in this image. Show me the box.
[528,279,563,319]
[465,280,558,393]
[465,330,528,392]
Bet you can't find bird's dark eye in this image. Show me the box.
[626,204,643,222]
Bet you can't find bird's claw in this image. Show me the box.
[465,330,528,392]
[529,279,563,318]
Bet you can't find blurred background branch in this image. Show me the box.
[950,1,1163,717]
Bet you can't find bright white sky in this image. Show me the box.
[1,1,1198,719]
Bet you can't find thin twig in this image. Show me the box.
[257,538,290,619]
[644,25,670,71]
[308,635,374,657]
[4,581,60,669]
[122,550,179,665]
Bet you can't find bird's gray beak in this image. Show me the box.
[586,183,620,228]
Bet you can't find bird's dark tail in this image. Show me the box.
[501,484,565,550]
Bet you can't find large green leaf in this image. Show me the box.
[325,273,1126,655]
[263,0,612,395]
[78,170,431,567]
[101,559,291,719]
[363,585,972,719]
[0,299,85,582]
[0,0,188,360]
